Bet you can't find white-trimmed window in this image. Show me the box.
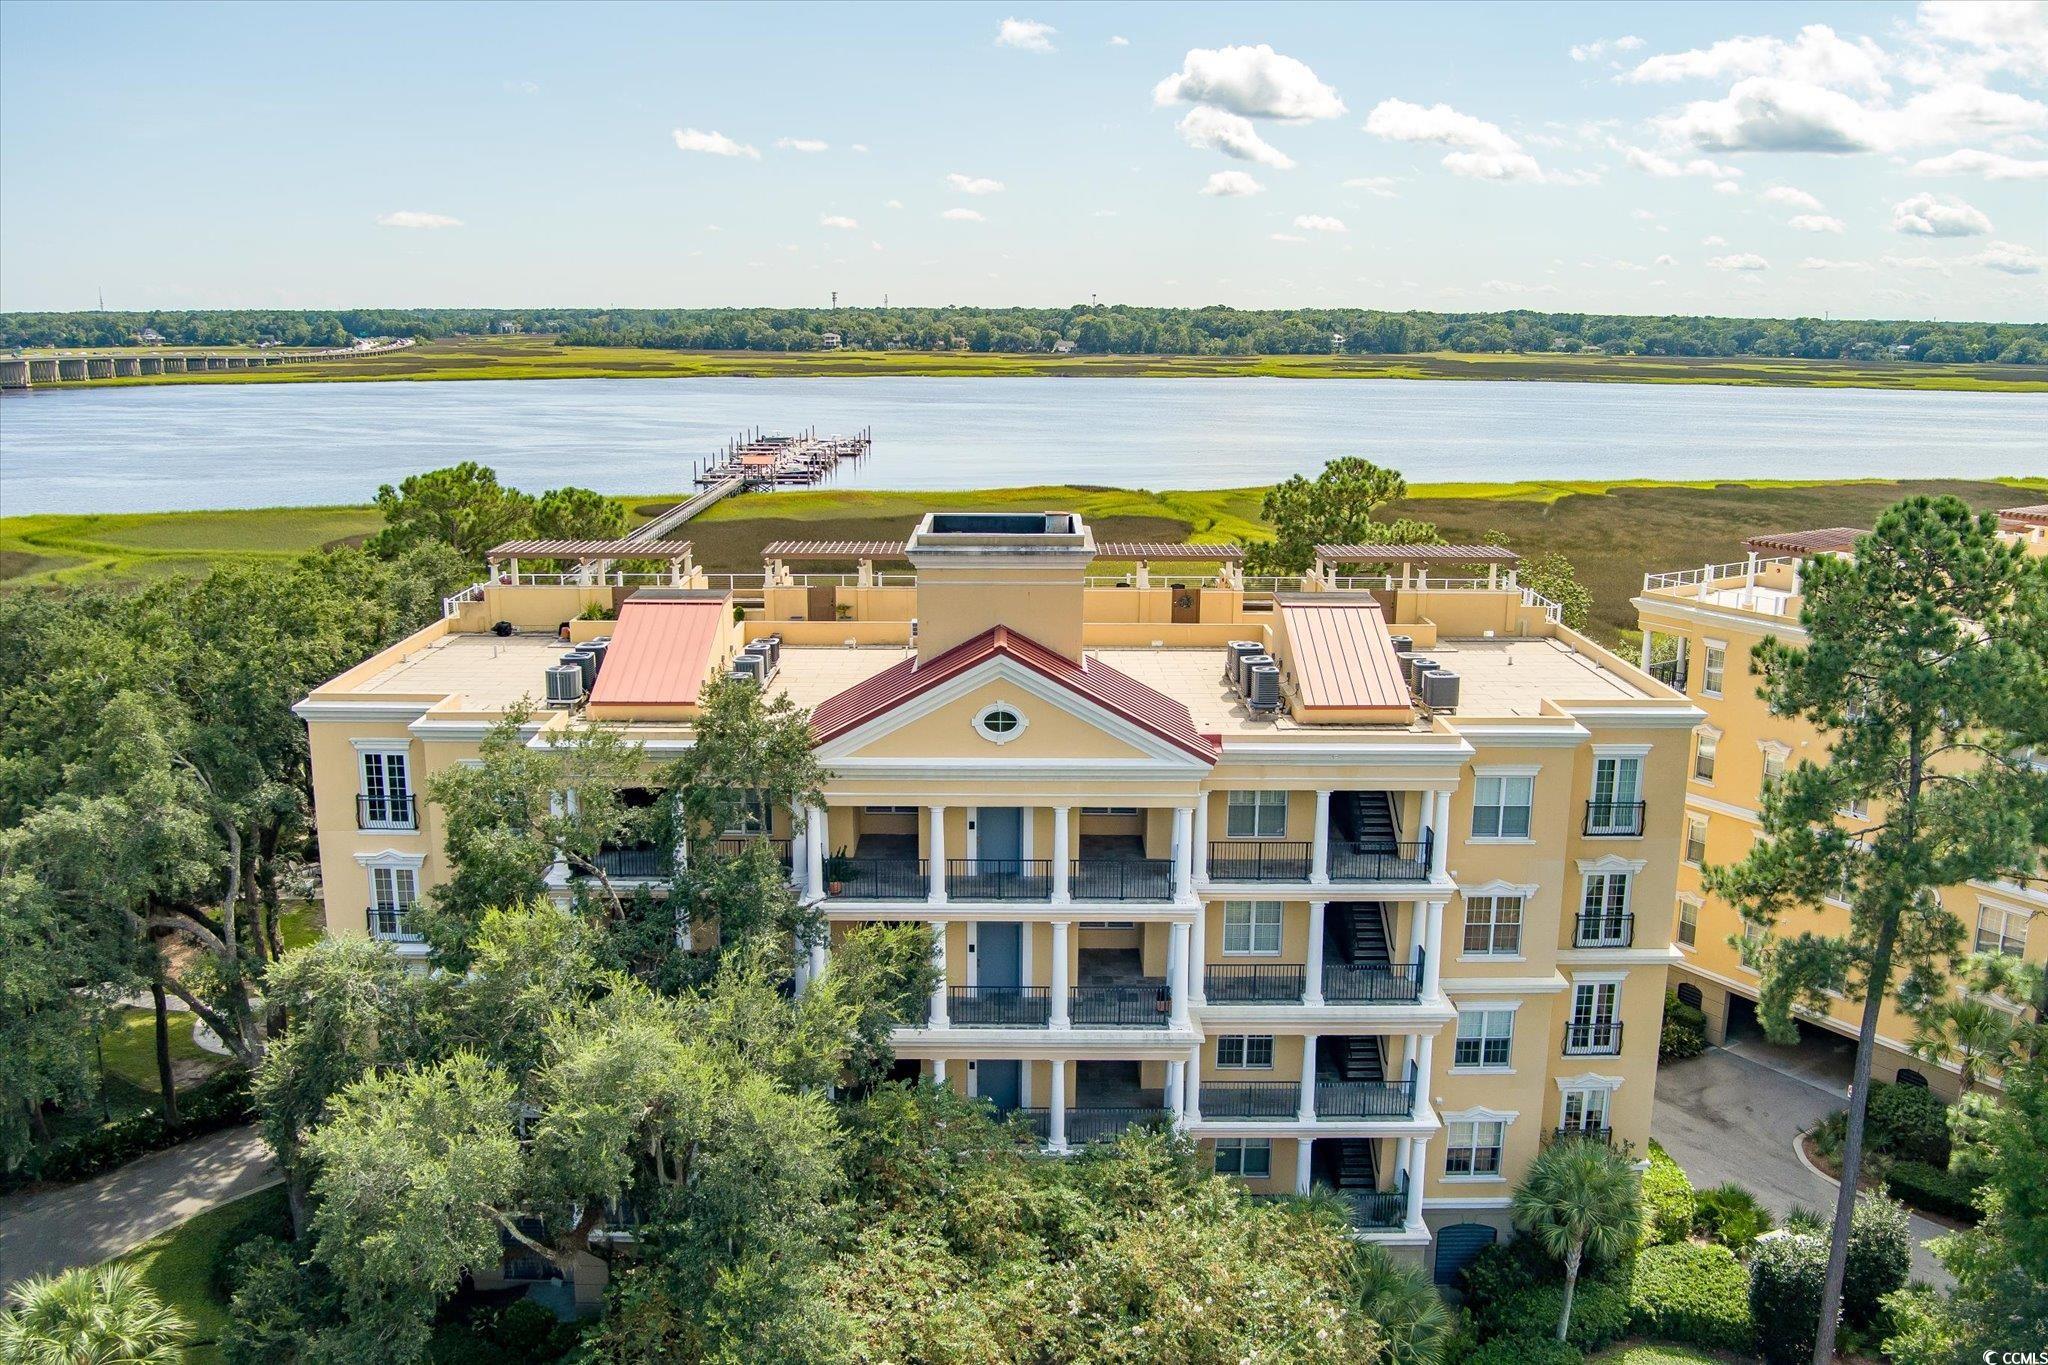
[358,748,414,829]
[1453,1008,1516,1070]
[1471,772,1535,839]
[726,788,770,836]
[1222,901,1284,955]
[1579,871,1633,943]
[973,702,1027,744]
[1683,815,1707,867]
[1588,754,1643,834]
[1214,1137,1271,1178]
[1215,1035,1275,1069]
[1559,1086,1612,1135]
[1566,981,1621,1053]
[1693,729,1719,783]
[1225,790,1287,838]
[368,865,420,942]
[1977,904,2029,958]
[1444,1120,1507,1176]
[1701,641,1727,697]
[1463,894,1524,956]
[1759,741,1789,789]
[1840,795,1870,820]
[1676,897,1699,948]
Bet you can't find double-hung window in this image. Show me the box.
[1213,1137,1271,1178]
[1566,981,1621,1053]
[1693,730,1719,783]
[1683,816,1708,867]
[1701,642,1727,698]
[1560,1087,1611,1136]
[1225,790,1287,839]
[1579,873,1633,945]
[1444,1120,1506,1176]
[1760,744,1789,789]
[358,749,414,830]
[369,866,420,941]
[1215,1035,1275,1069]
[1463,895,1524,956]
[1977,904,2029,958]
[1471,773,1535,839]
[1453,1008,1515,1070]
[1676,898,1699,948]
[1222,901,1283,955]
[1588,755,1643,834]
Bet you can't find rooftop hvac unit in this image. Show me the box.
[1225,640,1263,684]
[582,638,610,675]
[730,653,766,683]
[744,640,777,681]
[561,649,596,691]
[1237,652,1274,695]
[758,633,783,670]
[1245,662,1283,713]
[1419,669,1461,712]
[1407,655,1439,691]
[545,664,585,707]
[1388,633,1414,655]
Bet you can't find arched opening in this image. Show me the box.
[1676,982,1704,1010]
[1433,1222,1498,1286]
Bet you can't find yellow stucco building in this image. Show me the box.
[1634,505,2048,1101]
[298,509,1702,1281]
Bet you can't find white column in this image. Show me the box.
[1184,1044,1204,1121]
[1296,1137,1315,1195]
[1048,1058,1069,1152]
[807,935,827,989]
[1298,1033,1320,1122]
[545,793,571,888]
[1172,806,1195,899]
[1051,806,1071,902]
[927,804,947,904]
[1311,789,1332,884]
[789,798,806,885]
[1190,904,1208,1004]
[1429,791,1451,879]
[1306,901,1327,1006]
[1192,794,1209,883]
[1414,1033,1434,1116]
[1405,1137,1429,1225]
[932,1056,948,1084]
[1168,921,1191,1028]
[1422,900,1445,998]
[928,921,949,1027]
[1395,1135,1413,1182]
[1167,1059,1186,1123]
[1639,631,1653,672]
[1050,920,1071,1028]
[806,802,828,901]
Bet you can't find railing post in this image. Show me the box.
[1051,807,1071,903]
[1050,920,1071,1029]
[1298,1034,1319,1122]
[1048,1058,1069,1153]
[1311,790,1331,884]
[927,804,947,905]
[928,921,949,1028]
[1306,901,1327,1006]
[1168,921,1190,1028]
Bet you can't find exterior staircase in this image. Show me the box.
[1333,1139,1379,1190]
[1344,903,1392,965]
[1349,790,1400,854]
[1323,1035,1385,1083]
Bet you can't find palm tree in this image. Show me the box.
[1348,1241,1450,1365]
[1910,995,2016,1092]
[0,1264,189,1365]
[1510,1139,1641,1343]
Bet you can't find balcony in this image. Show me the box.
[1343,1184,1410,1230]
[1583,800,1647,837]
[1069,980,1173,1028]
[1573,912,1635,948]
[1314,1077,1416,1120]
[1208,841,1312,882]
[1205,963,1306,1004]
[1070,857,1174,902]
[1550,1125,1615,1145]
[1648,657,1686,689]
[356,792,417,831]
[1322,959,1424,1004]
[948,986,1051,1028]
[1328,837,1432,883]
[827,857,927,900]
[1201,1082,1299,1119]
[594,846,670,880]
[366,904,422,943]
[946,858,1052,902]
[1019,1106,1172,1146]
[1564,1021,1625,1056]
[713,834,793,864]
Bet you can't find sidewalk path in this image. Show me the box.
[0,1125,278,1289]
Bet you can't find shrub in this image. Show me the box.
[1692,1182,1773,1253]
[1639,1142,1696,1245]
[1748,1232,1833,1365]
[1843,1192,1912,1331]
[1866,1080,1950,1166]
[1781,1205,1828,1235]
[1460,1338,1582,1365]
[1883,1159,1983,1222]
[1879,1285,1963,1365]
[1480,1280,1629,1353]
[1659,990,1709,1060]
[1627,1241,1755,1353]
[1460,1237,1558,1304]
[20,1072,254,1187]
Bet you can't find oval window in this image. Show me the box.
[974,703,1027,743]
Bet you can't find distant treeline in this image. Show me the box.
[5,306,2042,364]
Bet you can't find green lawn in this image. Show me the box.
[111,1186,290,1364]
[1591,1344,1744,1365]
[98,1007,215,1096]
[0,505,381,587]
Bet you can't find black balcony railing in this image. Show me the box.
[1201,1082,1299,1119]
[1583,799,1647,836]
[829,857,927,900]
[1017,1106,1171,1146]
[1564,1020,1625,1055]
[356,792,417,830]
[946,858,1052,901]
[1070,857,1174,901]
[1551,1125,1615,1145]
[1328,836,1432,883]
[1070,981,1173,1027]
[1322,957,1424,1004]
[1205,963,1306,1004]
[713,835,794,864]
[946,986,1051,1027]
[1208,840,1312,881]
[1648,657,1686,689]
[366,904,422,943]
[1346,1186,1409,1229]
[594,846,670,880]
[1315,1076,1416,1120]
[1574,912,1636,947]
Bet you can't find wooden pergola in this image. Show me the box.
[486,538,696,583]
[1311,542,1521,588]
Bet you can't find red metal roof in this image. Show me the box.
[1999,504,2048,529]
[810,627,1218,762]
[585,595,727,708]
[1278,596,1412,712]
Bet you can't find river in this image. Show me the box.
[1,376,2041,515]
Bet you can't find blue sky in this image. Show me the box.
[2,1,2043,320]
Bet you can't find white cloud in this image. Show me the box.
[1657,75,2048,154]
[1891,191,1993,236]
[1293,214,1347,232]
[870,241,884,252]
[1109,35,1129,47]
[1152,44,1344,120]
[1199,170,1265,196]
[940,208,986,222]
[1702,234,1728,245]
[1910,147,2048,179]
[1343,175,1400,197]
[1762,185,1824,210]
[1366,98,1573,183]
[1479,279,1562,295]
[376,210,462,229]
[1269,233,1307,243]
[1883,253,1953,273]
[850,143,870,153]
[776,137,828,152]
[1799,257,1874,270]
[1913,1,2048,80]
[1569,35,1645,63]
[1654,253,1677,266]
[1788,213,1847,232]
[946,173,1005,196]
[885,199,903,209]
[996,17,1056,53]
[820,214,859,229]
[672,127,760,159]
[1974,239,2044,274]
[1620,144,1741,178]
[1627,24,1891,94]
[1707,252,1770,270]
[1713,180,1742,194]
[1632,208,1657,221]
[1177,105,1296,169]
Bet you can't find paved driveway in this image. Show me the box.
[1653,1040,1953,1286]
[0,1124,278,1289]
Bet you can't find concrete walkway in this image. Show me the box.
[0,1125,279,1289]
[1653,1042,1954,1287]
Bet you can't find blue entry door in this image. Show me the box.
[977,807,1023,868]
[978,1059,1022,1113]
[978,921,1022,988]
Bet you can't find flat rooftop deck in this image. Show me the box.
[353,632,565,710]
[766,646,916,710]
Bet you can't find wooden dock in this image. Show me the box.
[630,426,873,543]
